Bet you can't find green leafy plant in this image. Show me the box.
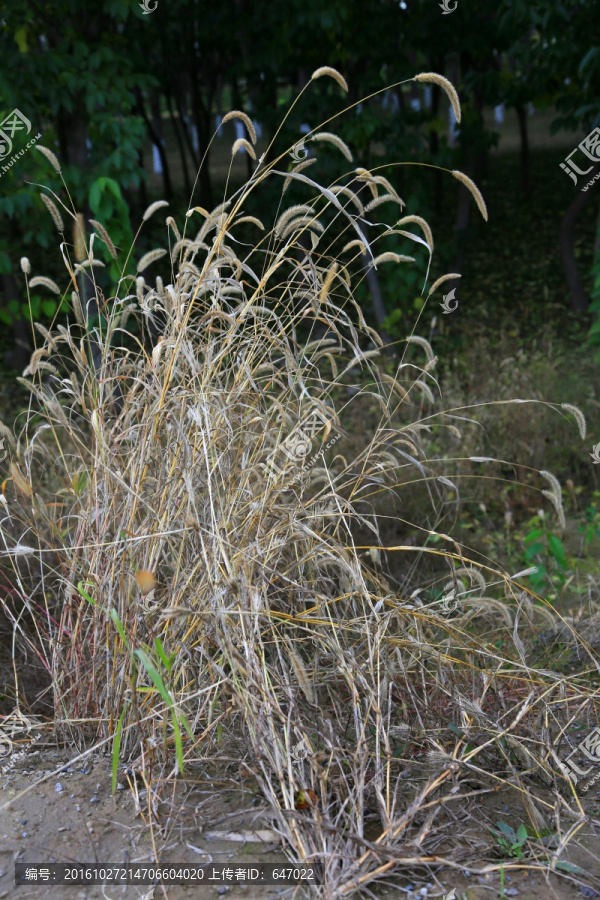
[88,176,134,282]
[492,821,529,859]
[579,497,600,552]
[588,241,600,360]
[520,511,569,594]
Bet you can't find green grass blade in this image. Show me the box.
[154,636,173,673]
[135,648,171,707]
[77,582,97,606]
[109,608,130,649]
[171,711,184,775]
[111,708,125,794]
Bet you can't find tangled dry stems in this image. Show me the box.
[1,70,598,897]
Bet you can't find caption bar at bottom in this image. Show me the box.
[15,863,319,885]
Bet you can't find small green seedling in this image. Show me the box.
[491,820,528,859]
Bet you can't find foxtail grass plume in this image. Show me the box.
[137,248,168,273]
[319,262,338,306]
[283,158,317,192]
[365,193,402,213]
[560,403,586,440]
[341,238,368,255]
[20,257,31,275]
[142,199,169,222]
[34,144,61,174]
[28,276,60,294]
[231,138,256,159]
[23,347,49,376]
[414,72,461,123]
[71,290,84,326]
[40,193,64,233]
[275,204,316,237]
[427,273,461,297]
[311,66,348,92]
[73,213,87,262]
[372,251,414,266]
[166,216,181,240]
[89,219,118,260]
[396,215,434,252]
[311,132,353,162]
[540,469,566,530]
[405,334,435,362]
[451,170,488,221]
[9,461,32,497]
[221,110,257,144]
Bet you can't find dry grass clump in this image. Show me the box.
[0,72,597,897]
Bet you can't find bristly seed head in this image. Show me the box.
[311,66,349,92]
[34,144,62,174]
[40,193,64,233]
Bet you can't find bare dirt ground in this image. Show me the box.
[2,740,600,900]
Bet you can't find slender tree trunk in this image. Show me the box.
[175,92,200,170]
[361,245,390,343]
[61,98,103,377]
[515,103,530,197]
[231,77,253,182]
[166,90,192,197]
[1,273,30,370]
[354,183,391,346]
[151,94,173,201]
[137,147,148,209]
[428,79,443,214]
[560,166,599,313]
[452,183,471,307]
[135,89,173,199]
[189,75,214,209]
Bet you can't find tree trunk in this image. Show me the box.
[175,83,200,170]
[1,273,30,371]
[355,184,391,346]
[166,90,192,197]
[428,80,443,215]
[361,248,390,344]
[137,146,148,210]
[515,103,530,197]
[135,89,173,199]
[452,174,472,309]
[60,100,104,377]
[560,167,599,313]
